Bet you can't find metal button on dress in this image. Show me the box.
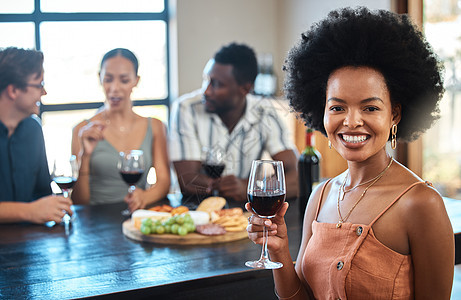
[337,261,344,270]
[356,226,363,236]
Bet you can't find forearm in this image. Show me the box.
[142,177,171,207]
[71,153,91,204]
[271,250,312,300]
[0,202,31,223]
[178,173,211,196]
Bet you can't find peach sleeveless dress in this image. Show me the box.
[302,180,428,299]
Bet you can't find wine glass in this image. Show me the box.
[202,146,225,196]
[51,155,78,227]
[118,150,145,216]
[246,160,286,269]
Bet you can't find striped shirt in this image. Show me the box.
[169,90,296,179]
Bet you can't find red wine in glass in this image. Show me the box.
[51,155,78,229]
[53,176,77,191]
[202,163,225,179]
[202,147,226,196]
[118,150,145,216]
[246,160,286,270]
[120,171,144,186]
[248,193,285,217]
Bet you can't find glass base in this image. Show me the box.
[121,208,131,216]
[245,258,283,270]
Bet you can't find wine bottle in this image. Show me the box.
[298,128,321,220]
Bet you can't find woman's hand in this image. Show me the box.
[78,121,105,157]
[124,188,148,212]
[246,201,290,254]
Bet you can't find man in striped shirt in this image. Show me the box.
[169,43,298,205]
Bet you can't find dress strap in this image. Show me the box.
[369,181,431,226]
[315,178,333,220]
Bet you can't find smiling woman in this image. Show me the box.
[324,66,398,163]
[247,7,454,300]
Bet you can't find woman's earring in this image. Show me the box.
[391,124,397,150]
[328,140,332,149]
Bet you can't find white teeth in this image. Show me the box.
[342,134,367,143]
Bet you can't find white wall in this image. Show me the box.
[275,0,390,90]
[171,0,391,98]
[173,0,278,96]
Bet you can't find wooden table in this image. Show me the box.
[3,196,458,299]
[0,198,302,299]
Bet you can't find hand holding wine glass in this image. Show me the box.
[118,150,145,216]
[246,160,286,269]
[51,155,78,225]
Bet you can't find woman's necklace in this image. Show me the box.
[336,157,393,228]
[338,156,394,201]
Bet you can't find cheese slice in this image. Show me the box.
[188,211,210,225]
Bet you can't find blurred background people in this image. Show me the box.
[0,47,72,224]
[71,48,170,212]
[169,42,298,205]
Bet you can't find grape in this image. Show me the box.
[139,213,196,235]
[142,218,153,227]
[178,226,188,236]
[183,214,193,224]
[140,224,151,235]
[185,222,195,233]
[156,225,165,234]
[171,223,179,234]
[176,216,185,225]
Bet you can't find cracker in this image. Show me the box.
[218,207,243,217]
[225,224,247,232]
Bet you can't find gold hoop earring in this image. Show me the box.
[391,124,397,150]
[328,140,332,149]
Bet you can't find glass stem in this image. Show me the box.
[129,185,136,194]
[260,222,269,261]
[63,190,69,198]
[121,186,135,216]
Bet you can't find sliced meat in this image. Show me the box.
[196,223,227,236]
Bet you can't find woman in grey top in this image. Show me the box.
[71,48,170,211]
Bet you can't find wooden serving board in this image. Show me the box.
[122,219,249,245]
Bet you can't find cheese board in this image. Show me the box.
[122,219,249,245]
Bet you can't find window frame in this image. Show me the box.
[0,0,171,115]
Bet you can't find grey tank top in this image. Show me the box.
[89,118,153,204]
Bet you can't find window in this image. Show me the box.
[0,0,170,165]
[423,0,461,199]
